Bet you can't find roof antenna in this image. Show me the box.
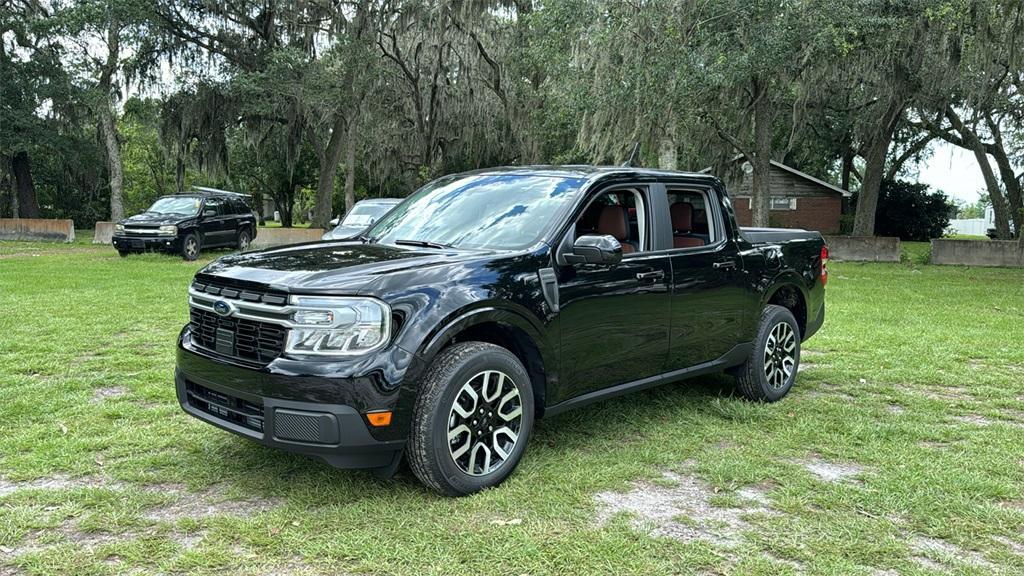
[622,142,641,167]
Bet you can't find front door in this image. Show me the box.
[554,186,672,403]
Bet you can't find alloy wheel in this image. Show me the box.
[447,370,523,476]
[239,233,251,251]
[185,237,199,258]
[763,322,796,390]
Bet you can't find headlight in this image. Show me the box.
[158,225,177,235]
[115,224,124,232]
[284,296,391,356]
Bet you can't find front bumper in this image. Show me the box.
[176,333,412,470]
[113,234,181,253]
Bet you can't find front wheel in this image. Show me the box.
[408,342,534,496]
[181,233,201,261]
[734,305,801,402]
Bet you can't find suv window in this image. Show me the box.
[204,198,225,216]
[573,188,647,253]
[666,189,715,248]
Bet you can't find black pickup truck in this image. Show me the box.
[176,167,827,495]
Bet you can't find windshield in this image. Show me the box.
[366,174,586,250]
[148,196,202,216]
[339,203,395,228]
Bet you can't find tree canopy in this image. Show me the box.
[2,0,1021,238]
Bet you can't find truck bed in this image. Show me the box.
[740,227,823,245]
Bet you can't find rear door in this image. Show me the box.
[554,185,673,402]
[662,183,758,368]
[199,197,230,246]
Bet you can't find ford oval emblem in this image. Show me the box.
[213,300,233,317]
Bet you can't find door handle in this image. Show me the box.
[712,260,737,270]
[636,270,665,281]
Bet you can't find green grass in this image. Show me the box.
[2,240,1024,575]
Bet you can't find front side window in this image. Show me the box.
[204,198,225,216]
[573,189,646,253]
[148,197,201,216]
[367,174,586,250]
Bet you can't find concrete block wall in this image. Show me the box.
[822,235,901,262]
[0,218,75,243]
[931,239,1024,267]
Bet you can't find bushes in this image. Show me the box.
[853,179,954,241]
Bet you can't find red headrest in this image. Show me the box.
[597,205,628,241]
[670,202,693,233]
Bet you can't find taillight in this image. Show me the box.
[820,245,829,286]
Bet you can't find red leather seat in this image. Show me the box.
[597,205,635,253]
[670,203,705,248]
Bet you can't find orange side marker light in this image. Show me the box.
[366,411,393,427]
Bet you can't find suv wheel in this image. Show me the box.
[237,228,252,251]
[181,233,201,261]
[734,304,801,402]
[408,342,534,496]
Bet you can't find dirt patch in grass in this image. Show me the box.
[0,475,280,563]
[910,535,996,571]
[593,466,776,547]
[917,386,974,402]
[886,404,906,415]
[141,484,278,522]
[91,386,129,402]
[793,456,867,483]
[950,414,998,427]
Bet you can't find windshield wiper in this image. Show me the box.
[394,239,452,249]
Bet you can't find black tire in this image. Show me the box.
[117,250,130,258]
[237,228,252,251]
[181,233,201,261]
[408,341,535,496]
[734,304,801,402]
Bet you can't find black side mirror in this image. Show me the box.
[564,234,623,265]
[203,209,216,218]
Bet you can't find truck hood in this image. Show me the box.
[196,241,493,293]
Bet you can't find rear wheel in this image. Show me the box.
[237,228,252,251]
[181,233,201,261]
[734,305,801,402]
[408,342,534,496]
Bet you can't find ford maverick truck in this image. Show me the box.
[175,166,827,495]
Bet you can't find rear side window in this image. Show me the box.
[666,189,716,248]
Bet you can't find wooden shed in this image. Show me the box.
[710,158,849,234]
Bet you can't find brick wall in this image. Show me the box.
[732,196,841,234]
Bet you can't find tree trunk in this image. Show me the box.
[344,114,359,214]
[99,104,125,222]
[311,114,349,229]
[658,117,677,171]
[991,151,1022,238]
[750,90,772,227]
[11,151,41,218]
[99,18,124,222]
[945,108,1011,239]
[840,146,854,193]
[852,98,904,236]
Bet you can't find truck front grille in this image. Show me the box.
[189,308,286,363]
[185,381,264,433]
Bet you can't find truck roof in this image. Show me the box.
[459,165,721,182]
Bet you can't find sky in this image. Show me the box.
[915,141,991,205]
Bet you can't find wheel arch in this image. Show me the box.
[415,307,553,416]
[762,276,809,337]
